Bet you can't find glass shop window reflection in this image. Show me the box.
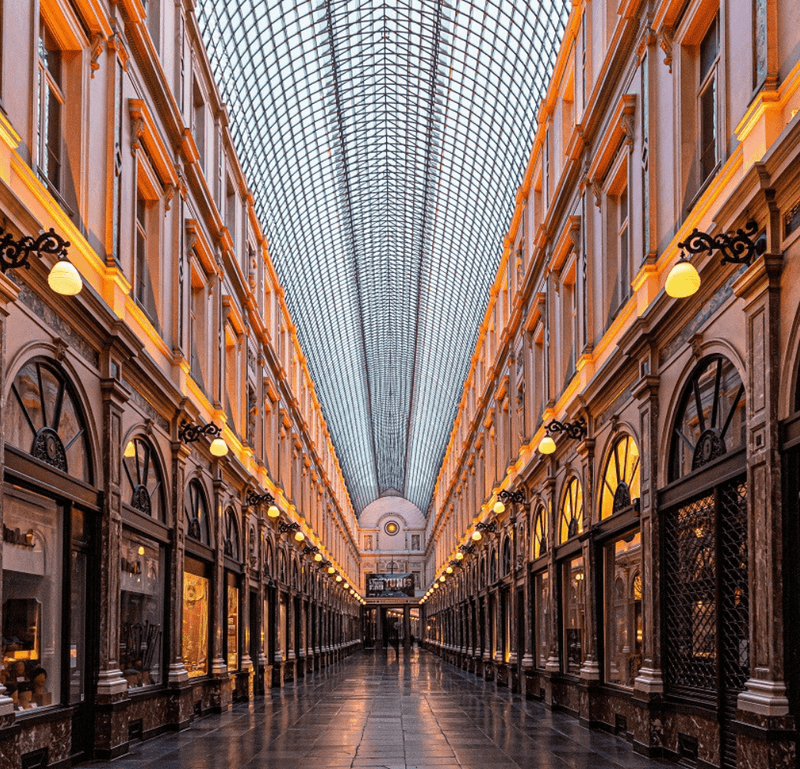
[120,531,164,688]
[604,531,642,687]
[182,558,210,678]
[2,488,62,711]
[562,555,585,675]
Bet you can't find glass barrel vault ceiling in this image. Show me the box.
[196,0,569,515]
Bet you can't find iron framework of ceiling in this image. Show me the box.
[196,0,569,515]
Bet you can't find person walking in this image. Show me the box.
[387,619,400,659]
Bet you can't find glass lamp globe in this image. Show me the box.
[538,434,556,454]
[446,566,453,574]
[48,260,83,295]
[335,575,342,582]
[209,437,228,457]
[472,530,482,541]
[343,582,349,589]
[493,500,505,514]
[665,256,701,298]
[314,552,323,562]
[439,575,446,582]
[455,551,464,560]
[294,530,305,542]
[267,504,280,518]
[328,566,335,574]
[124,440,136,459]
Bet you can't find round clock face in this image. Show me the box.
[384,521,399,535]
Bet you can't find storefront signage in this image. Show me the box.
[366,572,414,598]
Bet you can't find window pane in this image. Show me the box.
[562,555,585,675]
[120,531,164,689]
[2,487,62,711]
[699,80,716,181]
[227,579,239,671]
[534,570,550,668]
[182,566,209,678]
[604,530,642,687]
[700,18,718,80]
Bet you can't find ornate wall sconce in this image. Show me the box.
[537,417,587,454]
[0,227,82,295]
[178,420,228,456]
[665,219,765,298]
[278,520,304,541]
[492,488,527,513]
[247,490,280,517]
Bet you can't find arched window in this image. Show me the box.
[559,477,583,544]
[223,507,240,559]
[669,355,745,482]
[532,504,548,559]
[502,537,511,575]
[600,435,640,519]
[248,523,257,569]
[184,479,210,546]
[123,436,165,520]
[278,550,287,583]
[6,358,92,483]
[489,550,497,583]
[263,538,273,579]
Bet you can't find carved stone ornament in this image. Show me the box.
[659,26,674,72]
[612,481,631,514]
[90,34,104,77]
[32,428,68,473]
[692,429,726,470]
[131,116,145,156]
[131,484,152,515]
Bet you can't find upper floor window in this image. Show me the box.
[145,0,161,53]
[698,17,719,184]
[605,160,630,323]
[223,507,240,560]
[37,19,63,195]
[135,192,161,329]
[192,78,205,168]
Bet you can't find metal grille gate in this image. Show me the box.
[664,477,749,768]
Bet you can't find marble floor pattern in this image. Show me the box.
[84,650,674,769]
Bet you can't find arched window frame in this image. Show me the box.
[600,433,641,520]
[122,435,166,521]
[532,503,548,559]
[184,478,210,546]
[501,536,511,576]
[223,506,240,560]
[559,477,584,545]
[7,357,94,483]
[668,354,746,482]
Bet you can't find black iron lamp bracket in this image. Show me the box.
[247,490,276,507]
[278,521,300,535]
[302,545,320,556]
[458,543,475,555]
[178,420,221,443]
[677,219,765,266]
[475,521,497,534]
[449,559,463,569]
[546,417,587,441]
[498,489,527,506]
[319,559,332,569]
[0,227,69,273]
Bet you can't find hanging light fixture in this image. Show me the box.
[124,440,136,459]
[328,566,335,574]
[664,220,764,299]
[665,253,701,298]
[537,418,586,454]
[179,420,228,457]
[472,530,482,541]
[446,566,453,574]
[0,227,83,295]
[294,530,305,542]
[455,551,464,560]
[492,499,505,514]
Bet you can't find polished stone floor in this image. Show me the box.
[85,650,673,769]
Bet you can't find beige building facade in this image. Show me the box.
[421,1,800,768]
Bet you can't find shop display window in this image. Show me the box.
[562,555,585,675]
[2,487,62,711]
[182,557,210,678]
[226,573,239,671]
[534,570,550,668]
[604,531,642,686]
[120,530,164,688]
[278,597,287,661]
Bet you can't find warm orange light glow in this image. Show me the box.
[294,530,305,542]
[472,530,482,541]
[48,260,83,295]
[446,566,453,574]
[493,500,505,514]
[268,505,280,518]
[455,551,464,560]
[314,553,323,561]
[665,256,701,298]
[124,440,136,459]
[210,437,229,457]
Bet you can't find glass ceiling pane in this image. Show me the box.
[196,0,569,515]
